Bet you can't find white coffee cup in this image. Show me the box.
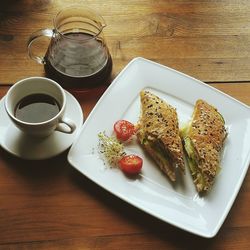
[4,77,76,137]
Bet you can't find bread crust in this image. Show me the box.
[187,99,227,192]
[137,90,185,181]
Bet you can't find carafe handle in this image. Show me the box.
[27,29,53,64]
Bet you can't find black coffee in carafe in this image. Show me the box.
[28,6,112,90]
[44,32,112,89]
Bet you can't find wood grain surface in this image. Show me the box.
[1,0,250,84]
[0,1,250,249]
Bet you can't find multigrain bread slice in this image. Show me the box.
[136,90,185,181]
[181,99,227,192]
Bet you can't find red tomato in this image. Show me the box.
[118,155,143,175]
[114,120,136,141]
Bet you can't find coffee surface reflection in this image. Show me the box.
[15,93,60,123]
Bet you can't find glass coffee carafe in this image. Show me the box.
[27,6,112,90]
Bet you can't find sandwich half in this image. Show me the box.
[136,90,185,181]
[181,99,227,192]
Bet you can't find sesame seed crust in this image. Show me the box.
[188,99,227,192]
[136,90,185,181]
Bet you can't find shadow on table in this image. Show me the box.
[0,145,69,182]
[0,0,53,11]
[69,166,228,249]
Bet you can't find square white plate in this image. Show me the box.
[67,57,250,238]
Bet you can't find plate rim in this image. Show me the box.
[68,57,250,238]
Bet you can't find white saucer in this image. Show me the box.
[0,90,83,160]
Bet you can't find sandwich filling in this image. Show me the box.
[181,100,227,192]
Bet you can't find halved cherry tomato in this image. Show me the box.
[118,155,143,175]
[114,120,136,141]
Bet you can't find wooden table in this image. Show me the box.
[0,0,250,249]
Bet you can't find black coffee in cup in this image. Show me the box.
[14,93,60,123]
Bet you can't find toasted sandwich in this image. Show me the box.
[181,99,227,192]
[136,90,185,181]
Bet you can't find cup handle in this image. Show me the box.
[55,117,77,134]
[27,28,53,64]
